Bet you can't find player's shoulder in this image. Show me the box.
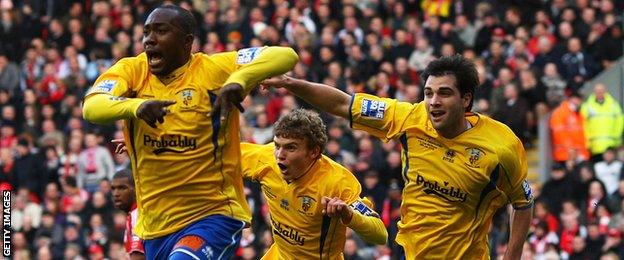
[479,114,518,139]
[319,155,360,189]
[117,53,148,67]
[241,142,275,161]
[477,114,523,150]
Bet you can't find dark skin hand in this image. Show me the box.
[212,83,245,121]
[136,100,176,128]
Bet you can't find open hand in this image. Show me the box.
[321,196,353,224]
[212,83,245,122]
[136,100,176,128]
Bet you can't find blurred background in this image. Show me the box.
[1,0,624,259]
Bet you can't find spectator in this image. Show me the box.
[540,164,577,217]
[585,180,609,223]
[493,83,529,144]
[586,222,606,259]
[580,84,624,162]
[569,235,590,260]
[541,62,567,107]
[77,133,114,193]
[549,93,590,163]
[607,180,624,213]
[13,138,46,199]
[0,53,20,95]
[561,37,594,92]
[408,37,435,73]
[594,148,623,195]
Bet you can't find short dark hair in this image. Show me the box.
[156,4,196,36]
[113,169,134,187]
[421,54,479,111]
[274,109,328,152]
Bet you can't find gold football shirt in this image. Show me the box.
[240,143,386,259]
[349,93,533,259]
[83,47,298,239]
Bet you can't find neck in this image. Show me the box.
[158,57,191,85]
[440,118,471,139]
[288,158,318,184]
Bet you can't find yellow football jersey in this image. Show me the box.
[240,143,386,260]
[82,47,298,239]
[350,93,533,259]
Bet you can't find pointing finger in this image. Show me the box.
[162,100,176,107]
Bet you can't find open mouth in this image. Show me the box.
[430,110,446,121]
[146,50,164,68]
[277,163,287,172]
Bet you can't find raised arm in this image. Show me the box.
[212,47,299,120]
[262,75,351,119]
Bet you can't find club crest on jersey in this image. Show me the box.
[465,147,485,168]
[360,99,386,119]
[297,195,316,216]
[94,80,116,93]
[236,47,262,64]
[176,88,199,110]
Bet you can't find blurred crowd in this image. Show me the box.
[1,0,624,259]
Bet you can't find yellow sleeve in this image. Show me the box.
[82,59,148,124]
[221,46,298,93]
[344,197,388,245]
[240,142,274,181]
[499,137,534,210]
[338,171,387,245]
[349,93,416,141]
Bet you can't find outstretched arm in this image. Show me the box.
[213,46,299,121]
[504,205,533,260]
[262,75,351,119]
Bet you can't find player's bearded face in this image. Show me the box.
[424,75,470,137]
[273,136,319,182]
[143,8,190,76]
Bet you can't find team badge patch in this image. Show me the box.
[360,99,386,119]
[349,200,378,217]
[95,80,117,92]
[176,88,199,110]
[297,195,316,216]
[522,180,533,201]
[236,47,262,64]
[465,147,485,168]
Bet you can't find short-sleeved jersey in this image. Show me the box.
[84,47,298,239]
[241,143,379,260]
[350,93,533,259]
